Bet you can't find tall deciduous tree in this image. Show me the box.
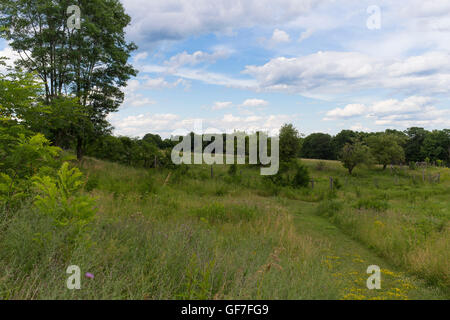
[404,127,428,163]
[340,141,373,175]
[0,0,137,159]
[301,133,333,160]
[366,133,405,170]
[279,123,302,162]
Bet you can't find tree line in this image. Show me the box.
[298,128,450,173]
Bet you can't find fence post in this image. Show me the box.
[330,177,333,190]
[211,166,214,179]
[422,169,425,182]
[311,178,315,189]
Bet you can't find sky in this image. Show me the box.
[1,0,450,138]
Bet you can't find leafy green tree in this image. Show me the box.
[421,130,450,164]
[0,0,138,159]
[301,133,333,160]
[366,133,405,170]
[404,127,428,162]
[340,141,373,174]
[0,63,43,122]
[331,130,358,160]
[279,124,302,162]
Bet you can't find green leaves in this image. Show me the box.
[0,126,62,209]
[340,141,373,175]
[366,134,405,169]
[32,162,96,230]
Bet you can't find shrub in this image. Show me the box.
[32,162,97,232]
[291,163,310,188]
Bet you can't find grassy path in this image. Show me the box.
[286,200,446,300]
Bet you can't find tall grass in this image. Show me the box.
[0,157,448,299]
[0,158,341,299]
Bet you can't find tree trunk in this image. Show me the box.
[383,164,387,170]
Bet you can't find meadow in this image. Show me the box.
[0,157,448,300]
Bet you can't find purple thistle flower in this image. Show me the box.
[85,272,94,279]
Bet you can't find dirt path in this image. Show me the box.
[287,200,446,300]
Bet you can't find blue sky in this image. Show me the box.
[2,0,450,138]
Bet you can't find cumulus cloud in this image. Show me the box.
[323,104,366,120]
[122,0,324,43]
[240,99,269,108]
[244,51,450,96]
[324,96,450,129]
[271,29,291,43]
[165,49,232,71]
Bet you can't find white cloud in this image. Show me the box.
[122,79,156,109]
[133,52,148,64]
[271,29,291,43]
[324,96,450,129]
[244,51,450,96]
[350,123,371,132]
[165,49,232,71]
[240,99,269,108]
[324,104,366,120]
[141,63,257,90]
[142,77,190,89]
[122,0,324,43]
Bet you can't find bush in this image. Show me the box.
[264,160,310,189]
[291,163,310,188]
[32,162,97,233]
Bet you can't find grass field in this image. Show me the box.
[0,157,448,299]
